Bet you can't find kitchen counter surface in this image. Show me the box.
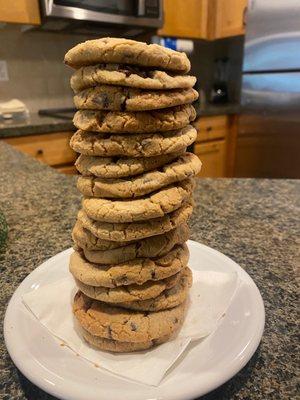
[0,104,240,138]
[0,142,298,400]
[0,113,74,138]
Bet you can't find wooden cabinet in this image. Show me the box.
[3,131,77,174]
[159,0,247,39]
[194,140,226,177]
[0,0,41,25]
[207,0,247,39]
[193,115,229,142]
[193,114,238,178]
[158,0,208,39]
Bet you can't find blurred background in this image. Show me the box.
[0,0,299,178]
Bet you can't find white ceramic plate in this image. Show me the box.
[4,240,264,400]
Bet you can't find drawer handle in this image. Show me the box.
[206,126,212,132]
[36,149,44,156]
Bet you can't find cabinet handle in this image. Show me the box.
[36,149,44,156]
[243,6,248,28]
[206,126,212,132]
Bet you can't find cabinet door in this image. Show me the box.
[158,0,208,39]
[194,140,226,177]
[0,0,41,25]
[193,115,229,143]
[3,132,76,166]
[208,0,247,39]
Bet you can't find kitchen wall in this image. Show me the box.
[190,36,244,108]
[0,25,89,113]
[0,25,244,114]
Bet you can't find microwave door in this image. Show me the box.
[43,0,163,27]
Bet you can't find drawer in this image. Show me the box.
[3,131,76,166]
[194,140,226,177]
[194,115,229,142]
[54,164,77,175]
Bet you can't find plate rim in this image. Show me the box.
[4,240,265,400]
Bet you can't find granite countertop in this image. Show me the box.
[0,104,240,138]
[0,142,298,399]
[0,113,75,138]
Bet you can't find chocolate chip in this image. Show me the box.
[130,322,138,331]
[107,326,112,338]
[151,271,156,279]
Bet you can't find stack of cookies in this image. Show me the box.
[64,38,201,353]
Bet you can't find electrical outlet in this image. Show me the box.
[0,61,9,81]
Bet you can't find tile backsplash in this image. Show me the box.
[0,25,90,113]
[0,25,244,114]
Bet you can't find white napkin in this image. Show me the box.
[22,269,239,386]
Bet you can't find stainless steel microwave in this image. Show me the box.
[39,0,163,36]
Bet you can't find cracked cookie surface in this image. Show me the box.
[64,38,191,72]
[116,267,192,312]
[71,64,196,93]
[70,244,189,287]
[73,104,196,133]
[77,201,193,241]
[82,178,194,223]
[70,125,196,158]
[72,221,189,260]
[77,153,201,198]
[73,291,186,342]
[74,85,198,111]
[75,151,185,178]
[75,268,181,303]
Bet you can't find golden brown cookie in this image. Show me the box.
[71,64,196,93]
[72,221,189,262]
[75,152,185,178]
[70,126,196,158]
[73,291,187,342]
[73,104,196,133]
[81,328,172,353]
[74,268,181,303]
[116,267,192,311]
[77,201,193,241]
[82,179,194,223]
[74,85,198,111]
[77,153,201,198]
[65,38,191,72]
[70,244,189,288]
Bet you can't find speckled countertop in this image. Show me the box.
[0,142,298,399]
[0,113,75,138]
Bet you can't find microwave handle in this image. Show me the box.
[137,0,146,16]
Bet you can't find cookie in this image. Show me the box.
[77,153,201,198]
[73,291,186,342]
[70,125,196,158]
[75,152,185,178]
[77,201,193,241]
[74,269,181,303]
[81,328,171,353]
[72,220,189,259]
[116,267,192,312]
[82,179,194,223]
[64,38,191,72]
[71,64,196,93]
[73,104,196,133]
[74,85,198,112]
[69,243,189,287]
